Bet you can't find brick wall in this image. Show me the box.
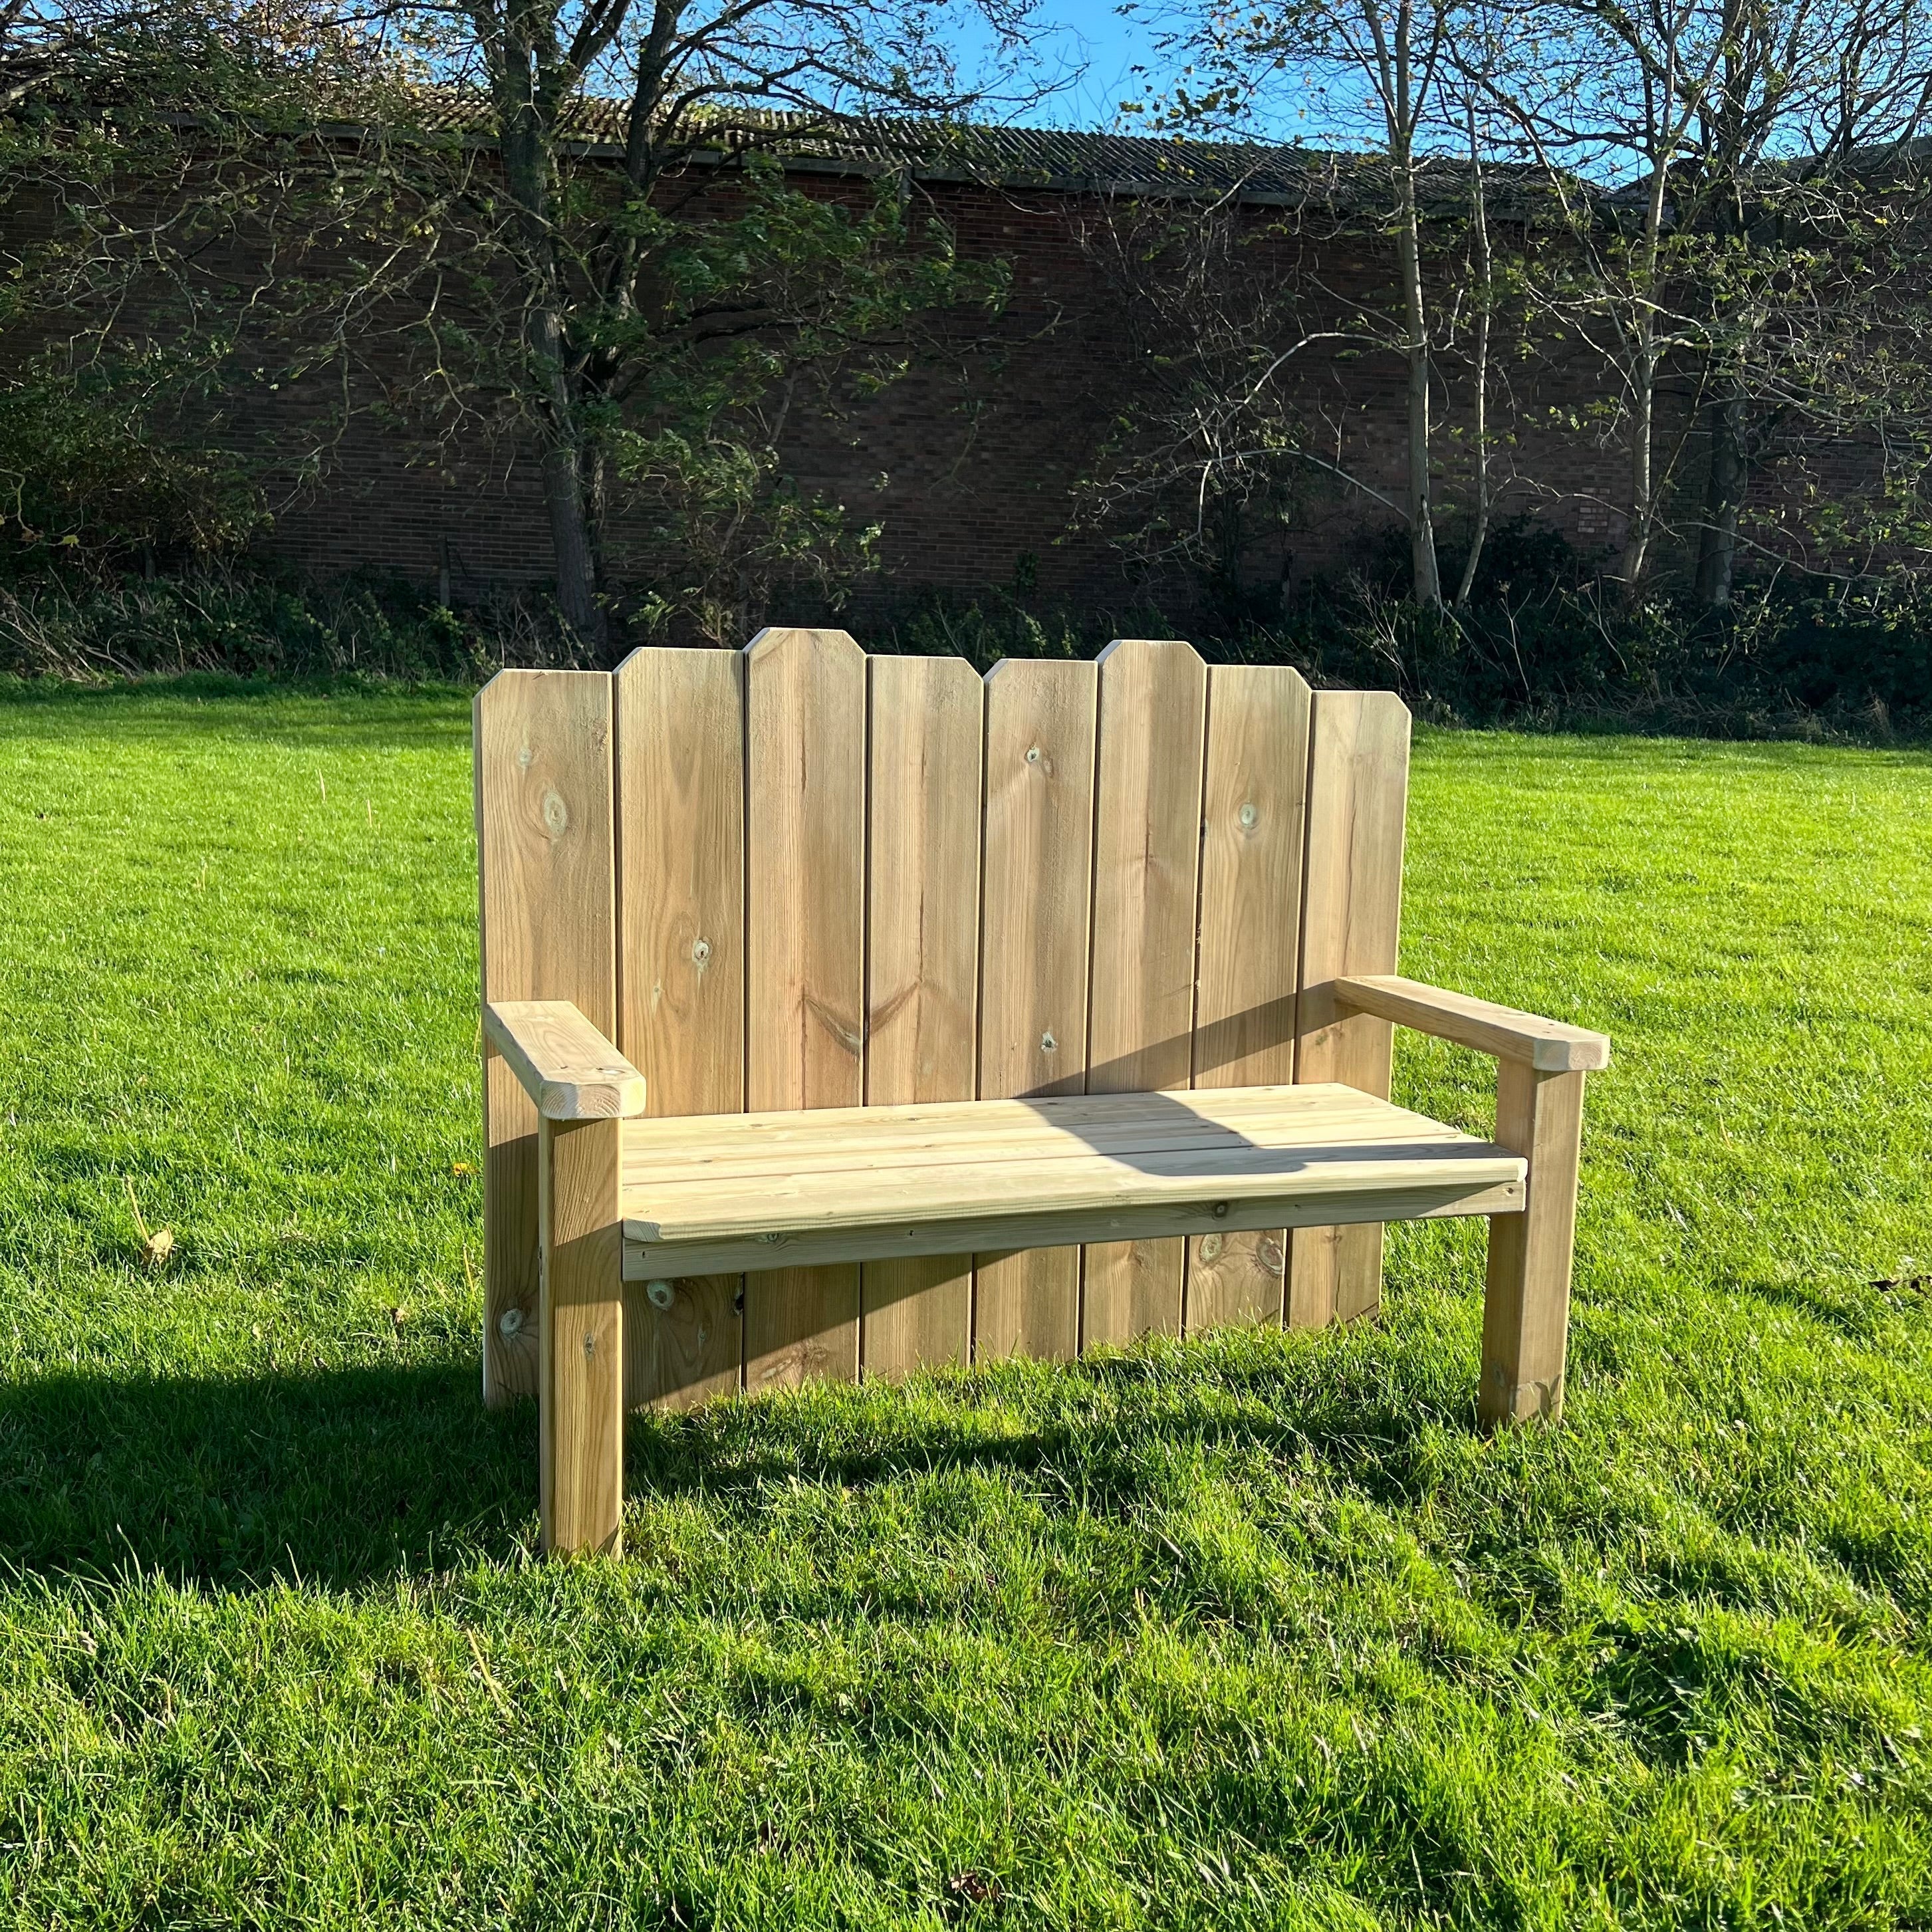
[247,167,1662,609]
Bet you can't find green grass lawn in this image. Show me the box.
[1,679,1930,1930]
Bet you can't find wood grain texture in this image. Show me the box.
[539,1114,625,1556]
[974,658,1098,1362]
[1289,689,1411,1329]
[612,646,745,1411]
[474,669,617,1408]
[862,655,983,1379]
[1082,638,1207,1350]
[1335,975,1611,1072]
[743,628,867,1389]
[1187,664,1312,1334]
[618,1082,1522,1268]
[1481,1064,1587,1425]
[484,1001,646,1120]
[626,1179,1522,1278]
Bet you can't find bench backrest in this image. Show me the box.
[475,630,1410,1409]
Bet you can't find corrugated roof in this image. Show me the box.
[408,91,1556,211]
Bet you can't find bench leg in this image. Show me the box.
[1481,1064,1586,1426]
[539,1116,625,1556]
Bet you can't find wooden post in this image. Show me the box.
[1480,1063,1586,1425]
[539,1114,625,1555]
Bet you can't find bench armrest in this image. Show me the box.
[483,1001,648,1120]
[1333,975,1610,1073]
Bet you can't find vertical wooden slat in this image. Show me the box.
[975,658,1098,1362]
[1082,638,1209,1351]
[1187,664,1312,1333]
[473,669,616,1407]
[1290,689,1411,1328]
[612,646,745,1411]
[863,656,984,1378]
[743,627,868,1389]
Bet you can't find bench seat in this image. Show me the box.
[620,1084,1526,1280]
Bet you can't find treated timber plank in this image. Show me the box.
[1481,1064,1587,1424]
[612,646,745,1411]
[1334,975,1612,1072]
[626,1179,1523,1280]
[620,1087,1412,1184]
[484,1001,646,1120]
[1187,664,1312,1333]
[626,1113,1520,1233]
[863,656,983,1378]
[974,658,1098,1361]
[1082,638,1208,1350]
[616,1083,1526,1275]
[1290,690,1411,1328]
[743,628,867,1389]
[474,669,617,1408]
[540,1114,626,1554]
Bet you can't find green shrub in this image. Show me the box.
[0,362,269,568]
[0,568,503,682]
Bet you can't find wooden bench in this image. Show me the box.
[475,630,1608,1555]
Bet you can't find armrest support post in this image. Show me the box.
[1481,1063,1586,1425]
[539,1114,626,1556]
[1330,973,1602,1428]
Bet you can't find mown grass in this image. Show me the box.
[1,675,1929,1929]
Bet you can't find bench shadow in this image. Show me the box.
[1,1334,1458,1592]
[0,1359,539,1590]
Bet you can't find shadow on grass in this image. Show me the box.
[0,1360,537,1590]
[0,1338,1464,1594]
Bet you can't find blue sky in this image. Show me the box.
[1020,0,1159,126]
[974,1,1320,141]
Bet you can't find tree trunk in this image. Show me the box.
[1454,119,1492,611]
[497,90,606,654]
[1394,174,1442,607]
[531,303,606,650]
[1618,328,1659,591]
[1619,153,1674,596]
[1694,385,1747,608]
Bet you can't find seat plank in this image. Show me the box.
[1291,690,1411,1328]
[622,1084,1524,1278]
[975,660,1098,1362]
[862,656,983,1378]
[1084,638,1209,1350]
[1188,664,1312,1334]
[743,628,867,1389]
[613,646,746,1410]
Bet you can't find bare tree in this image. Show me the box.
[1134,0,1469,604]
[354,0,1049,642]
[9,0,1048,642]
[1470,0,1932,601]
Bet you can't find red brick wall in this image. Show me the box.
[252,171,1652,607]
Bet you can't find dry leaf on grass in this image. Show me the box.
[124,1178,176,1268]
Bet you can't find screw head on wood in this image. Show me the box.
[1025,745,1040,764]
[1211,1201,1230,1218]
[497,1306,524,1339]
[1040,1030,1056,1052]
[646,1278,675,1311]
[691,937,711,965]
